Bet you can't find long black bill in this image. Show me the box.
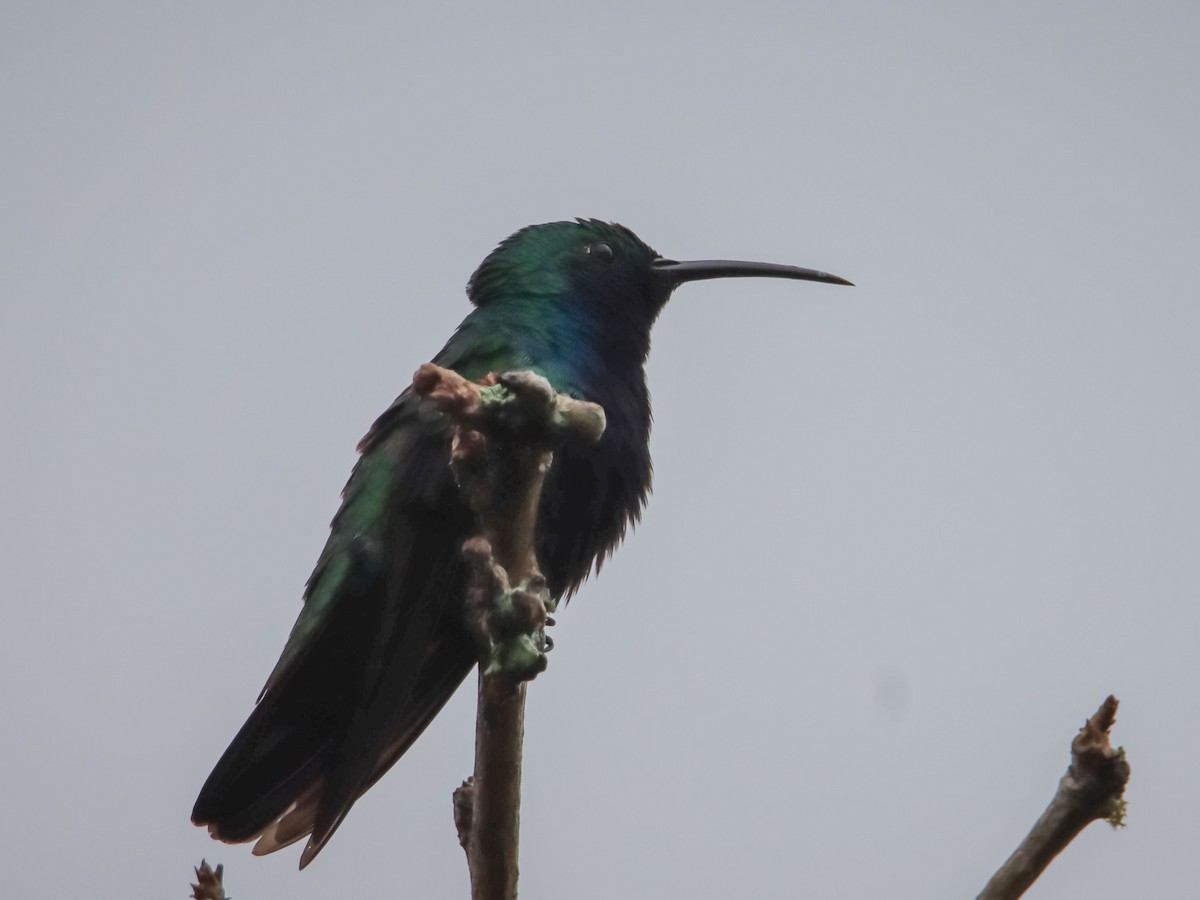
[651,258,853,287]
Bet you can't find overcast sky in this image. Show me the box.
[3,2,1197,898]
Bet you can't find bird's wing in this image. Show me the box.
[193,319,515,866]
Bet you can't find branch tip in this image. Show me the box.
[977,695,1131,900]
[190,860,226,900]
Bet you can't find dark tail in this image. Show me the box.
[193,391,481,866]
[191,626,474,864]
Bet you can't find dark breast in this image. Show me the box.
[535,374,652,599]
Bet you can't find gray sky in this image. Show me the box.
[3,2,1197,897]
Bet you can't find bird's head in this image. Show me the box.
[467,220,663,322]
[466,219,851,370]
[469,218,850,318]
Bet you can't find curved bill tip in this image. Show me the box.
[652,258,854,287]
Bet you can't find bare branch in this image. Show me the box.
[977,695,1130,900]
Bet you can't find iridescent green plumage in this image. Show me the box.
[192,220,850,867]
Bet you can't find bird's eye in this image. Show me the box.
[587,242,614,263]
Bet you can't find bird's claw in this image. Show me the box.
[464,544,555,681]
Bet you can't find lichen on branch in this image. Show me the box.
[413,364,604,679]
[413,364,606,900]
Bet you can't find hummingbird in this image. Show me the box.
[192,219,852,867]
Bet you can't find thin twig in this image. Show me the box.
[977,695,1130,900]
[414,364,605,900]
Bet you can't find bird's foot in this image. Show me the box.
[482,579,551,680]
[462,537,555,682]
